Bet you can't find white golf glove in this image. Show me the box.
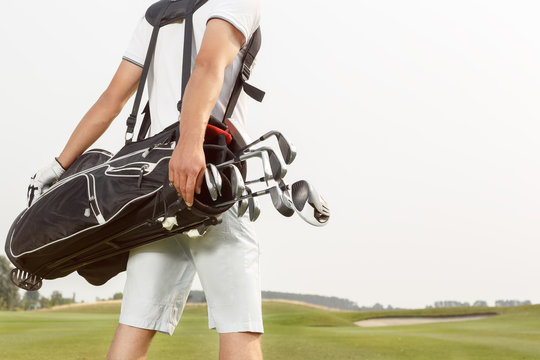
[27,158,66,207]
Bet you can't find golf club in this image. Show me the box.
[269,180,295,217]
[211,179,294,217]
[208,163,222,197]
[212,180,330,226]
[222,164,245,199]
[215,182,294,218]
[204,165,218,201]
[236,130,297,165]
[217,150,273,185]
[237,188,249,217]
[244,146,287,183]
[289,180,330,226]
[246,187,261,222]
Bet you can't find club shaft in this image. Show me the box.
[212,184,290,208]
[237,133,272,153]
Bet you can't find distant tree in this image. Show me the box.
[112,292,123,300]
[187,290,206,303]
[473,300,488,307]
[0,256,20,310]
[433,300,470,308]
[260,291,359,311]
[495,299,531,307]
[21,291,40,310]
[50,291,63,307]
[48,290,75,307]
[39,296,51,309]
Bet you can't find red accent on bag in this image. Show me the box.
[205,124,232,145]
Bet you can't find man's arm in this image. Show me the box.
[169,18,245,207]
[56,60,142,168]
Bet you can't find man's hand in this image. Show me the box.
[27,158,66,207]
[168,18,244,207]
[169,138,206,207]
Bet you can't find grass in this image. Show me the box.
[1,301,540,359]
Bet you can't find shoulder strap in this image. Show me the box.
[128,1,263,142]
[223,27,265,122]
[127,0,199,144]
[125,1,171,144]
[137,0,196,141]
[180,0,195,108]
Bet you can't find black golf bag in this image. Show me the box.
[5,0,264,290]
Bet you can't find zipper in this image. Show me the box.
[50,141,175,189]
[138,164,150,188]
[88,174,105,224]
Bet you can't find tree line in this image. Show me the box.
[427,300,531,308]
[261,291,359,311]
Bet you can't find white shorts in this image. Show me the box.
[119,206,263,335]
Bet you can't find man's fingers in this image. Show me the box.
[195,169,205,195]
[168,167,175,188]
[183,173,198,207]
[177,172,186,198]
[169,165,183,197]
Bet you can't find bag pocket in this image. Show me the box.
[9,174,103,258]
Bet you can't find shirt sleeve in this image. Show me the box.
[207,0,261,46]
[123,16,153,68]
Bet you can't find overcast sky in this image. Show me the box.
[1,0,540,309]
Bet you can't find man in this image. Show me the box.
[28,0,264,359]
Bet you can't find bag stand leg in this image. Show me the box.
[10,268,43,291]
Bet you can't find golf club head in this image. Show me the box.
[237,188,249,217]
[225,164,245,199]
[208,163,222,197]
[245,187,260,222]
[276,133,296,165]
[204,167,218,201]
[290,180,330,226]
[237,130,296,164]
[248,196,261,222]
[238,198,249,217]
[269,184,295,217]
[251,146,287,180]
[248,131,297,165]
[238,151,273,185]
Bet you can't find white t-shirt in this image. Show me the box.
[123,0,261,136]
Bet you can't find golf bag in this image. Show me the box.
[5,0,264,290]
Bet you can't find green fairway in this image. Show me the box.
[1,301,540,359]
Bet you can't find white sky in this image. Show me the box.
[1,0,540,309]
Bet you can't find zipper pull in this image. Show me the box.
[138,165,149,188]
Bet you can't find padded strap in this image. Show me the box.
[223,27,265,122]
[146,0,208,26]
[125,1,171,144]
[179,0,196,109]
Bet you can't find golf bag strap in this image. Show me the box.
[137,102,151,141]
[137,0,196,141]
[125,2,171,144]
[223,27,265,122]
[181,0,195,102]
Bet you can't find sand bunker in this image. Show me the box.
[355,314,497,327]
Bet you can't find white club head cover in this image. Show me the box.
[27,158,66,207]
